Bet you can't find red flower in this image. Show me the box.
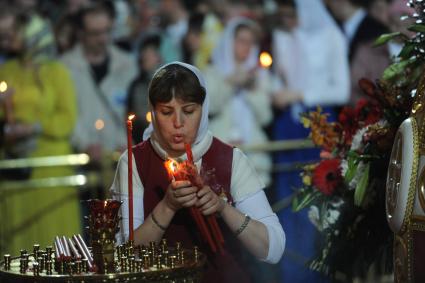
[338,106,358,144]
[355,99,368,112]
[312,159,343,195]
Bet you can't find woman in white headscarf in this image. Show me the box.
[204,17,274,187]
[110,62,284,283]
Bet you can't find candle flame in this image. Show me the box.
[165,158,179,178]
[146,111,152,123]
[95,119,105,130]
[128,114,135,121]
[0,81,7,93]
[259,52,273,68]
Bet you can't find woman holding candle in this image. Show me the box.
[110,62,284,282]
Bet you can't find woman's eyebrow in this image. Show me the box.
[183,103,197,108]
[157,105,174,109]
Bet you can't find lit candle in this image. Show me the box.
[165,159,178,181]
[0,81,7,92]
[94,118,104,146]
[165,147,221,253]
[0,81,14,124]
[259,51,273,69]
[127,114,135,242]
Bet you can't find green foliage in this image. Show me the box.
[292,189,321,212]
[408,23,425,33]
[354,163,370,207]
[374,32,402,47]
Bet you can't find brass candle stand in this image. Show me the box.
[0,241,205,282]
[0,199,206,282]
[86,199,121,274]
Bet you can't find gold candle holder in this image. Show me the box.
[86,199,122,274]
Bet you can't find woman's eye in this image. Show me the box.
[161,111,172,116]
[183,107,196,114]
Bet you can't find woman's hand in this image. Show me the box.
[196,186,225,215]
[227,69,256,90]
[163,180,198,212]
[272,89,302,109]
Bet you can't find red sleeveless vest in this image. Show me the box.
[133,137,252,283]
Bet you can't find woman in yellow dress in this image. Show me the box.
[0,14,81,254]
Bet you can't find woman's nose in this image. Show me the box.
[173,112,184,128]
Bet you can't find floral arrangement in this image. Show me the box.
[291,0,425,279]
[292,84,409,278]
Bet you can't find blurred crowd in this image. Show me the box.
[0,0,412,282]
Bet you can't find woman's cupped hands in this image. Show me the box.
[164,181,225,216]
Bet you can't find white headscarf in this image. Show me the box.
[211,17,259,77]
[211,17,259,144]
[142,61,212,161]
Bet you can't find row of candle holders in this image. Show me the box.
[1,241,205,283]
[0,199,205,282]
[115,240,200,272]
[3,243,92,276]
[3,240,200,275]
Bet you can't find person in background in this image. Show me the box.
[15,0,57,61]
[0,6,81,253]
[157,0,189,62]
[350,0,414,103]
[67,0,90,14]
[111,62,284,283]
[204,17,273,187]
[191,0,225,71]
[131,0,161,40]
[61,2,137,163]
[271,0,350,282]
[181,12,205,66]
[369,0,391,26]
[127,33,163,144]
[325,0,388,62]
[111,0,133,51]
[51,0,91,54]
[54,14,77,54]
[0,4,22,65]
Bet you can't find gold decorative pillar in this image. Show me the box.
[386,74,425,283]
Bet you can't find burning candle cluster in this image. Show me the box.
[165,144,224,254]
